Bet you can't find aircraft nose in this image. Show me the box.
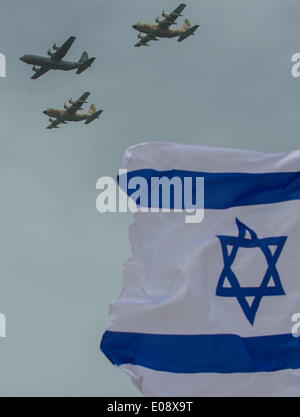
[132,25,138,30]
[19,56,25,62]
[43,110,48,115]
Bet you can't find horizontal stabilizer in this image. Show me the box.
[76,57,95,74]
[85,110,103,125]
[178,25,199,42]
[135,42,150,47]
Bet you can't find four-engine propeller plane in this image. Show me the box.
[43,92,103,129]
[132,3,199,47]
[20,36,95,79]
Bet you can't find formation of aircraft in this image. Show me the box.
[132,3,199,47]
[20,36,95,80]
[43,92,103,129]
[19,4,199,130]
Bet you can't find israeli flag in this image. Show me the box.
[101,142,300,396]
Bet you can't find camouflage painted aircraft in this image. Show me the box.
[43,92,103,129]
[20,36,95,79]
[132,3,199,47]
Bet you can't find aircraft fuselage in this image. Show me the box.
[133,23,183,38]
[43,108,88,121]
[20,55,79,71]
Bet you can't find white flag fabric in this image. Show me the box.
[101,142,300,397]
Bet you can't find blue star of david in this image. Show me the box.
[216,218,287,325]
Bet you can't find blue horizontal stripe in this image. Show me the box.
[118,169,300,209]
[101,330,300,373]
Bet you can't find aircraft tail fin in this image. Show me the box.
[181,18,191,32]
[79,51,88,64]
[88,104,97,115]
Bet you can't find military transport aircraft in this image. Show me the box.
[20,36,95,79]
[132,3,199,47]
[43,92,103,129]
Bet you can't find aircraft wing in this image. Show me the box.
[52,36,76,61]
[66,91,91,114]
[159,3,186,28]
[47,119,63,129]
[135,34,154,47]
[31,67,50,80]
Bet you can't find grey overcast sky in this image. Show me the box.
[0,0,299,396]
